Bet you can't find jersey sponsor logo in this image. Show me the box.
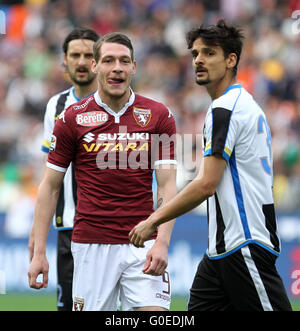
[83,132,95,143]
[49,134,57,152]
[133,108,151,127]
[82,131,150,153]
[83,142,149,153]
[97,132,149,141]
[76,111,108,127]
[73,96,93,110]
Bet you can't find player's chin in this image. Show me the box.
[108,87,127,98]
[74,77,95,86]
[196,78,210,86]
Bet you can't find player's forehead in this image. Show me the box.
[67,39,94,54]
[100,42,131,59]
[191,38,222,53]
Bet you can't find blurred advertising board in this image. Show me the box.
[0,212,300,298]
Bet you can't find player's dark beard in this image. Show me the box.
[73,75,96,86]
[195,68,210,86]
[68,67,96,86]
[196,78,211,86]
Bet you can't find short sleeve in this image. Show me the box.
[203,107,238,162]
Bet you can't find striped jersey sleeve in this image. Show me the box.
[203,88,241,162]
[41,88,73,153]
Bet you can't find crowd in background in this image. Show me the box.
[0,0,299,237]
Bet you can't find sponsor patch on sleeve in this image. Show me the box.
[49,134,57,152]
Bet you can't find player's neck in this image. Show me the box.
[206,75,237,100]
[73,82,97,100]
[98,89,131,113]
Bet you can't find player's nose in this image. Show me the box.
[78,54,87,65]
[112,60,123,73]
[194,53,205,66]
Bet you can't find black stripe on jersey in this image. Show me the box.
[54,90,70,228]
[215,193,226,254]
[211,107,232,156]
[54,91,70,122]
[56,184,65,228]
[262,204,280,252]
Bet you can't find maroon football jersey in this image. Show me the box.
[47,91,177,244]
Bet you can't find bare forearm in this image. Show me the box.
[152,178,210,228]
[33,181,60,256]
[156,194,176,248]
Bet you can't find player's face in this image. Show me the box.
[64,39,96,86]
[92,42,136,100]
[191,38,236,87]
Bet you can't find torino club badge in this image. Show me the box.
[73,297,84,311]
[133,108,151,127]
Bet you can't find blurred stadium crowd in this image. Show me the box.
[0,0,299,237]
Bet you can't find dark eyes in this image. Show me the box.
[102,58,131,64]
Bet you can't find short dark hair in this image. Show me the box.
[186,19,244,76]
[63,27,99,54]
[93,32,134,63]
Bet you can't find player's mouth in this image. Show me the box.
[196,67,208,75]
[76,67,89,77]
[107,77,125,86]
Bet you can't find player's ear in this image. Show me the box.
[91,59,98,74]
[226,53,237,70]
[63,54,67,69]
[131,60,137,75]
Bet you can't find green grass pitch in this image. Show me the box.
[0,292,188,311]
[0,293,299,311]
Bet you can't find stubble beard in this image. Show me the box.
[67,66,96,87]
[72,74,96,86]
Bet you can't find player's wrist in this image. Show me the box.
[154,236,170,248]
[33,246,47,258]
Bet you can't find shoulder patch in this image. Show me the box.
[49,134,57,152]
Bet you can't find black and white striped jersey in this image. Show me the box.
[202,84,280,259]
[42,87,94,230]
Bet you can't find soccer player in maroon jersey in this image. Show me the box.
[28,32,177,311]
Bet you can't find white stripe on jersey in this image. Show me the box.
[46,162,67,173]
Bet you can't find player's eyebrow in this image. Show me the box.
[191,46,217,56]
[202,47,216,53]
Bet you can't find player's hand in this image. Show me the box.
[28,255,49,290]
[143,240,168,276]
[129,219,156,248]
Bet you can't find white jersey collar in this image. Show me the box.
[94,89,135,124]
